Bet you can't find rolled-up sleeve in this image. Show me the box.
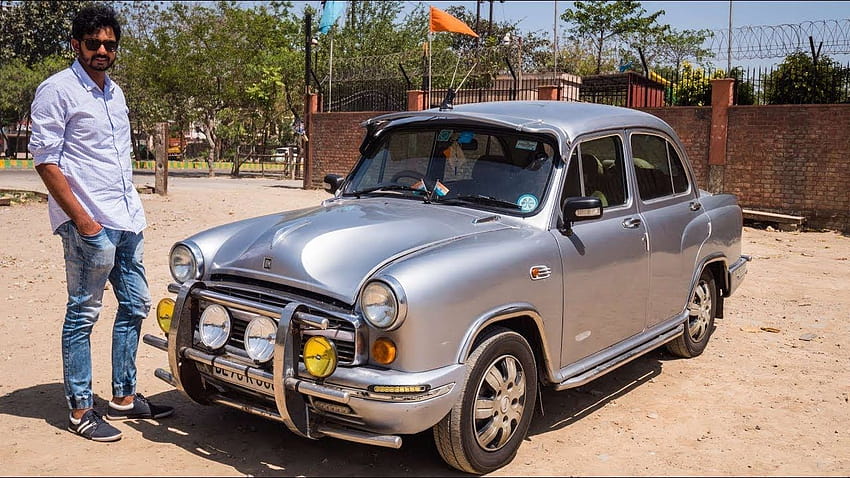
[28,82,66,166]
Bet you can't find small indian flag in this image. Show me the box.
[411,179,427,191]
[434,180,449,197]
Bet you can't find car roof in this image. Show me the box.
[366,101,677,144]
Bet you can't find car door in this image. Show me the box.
[628,130,710,328]
[554,133,650,367]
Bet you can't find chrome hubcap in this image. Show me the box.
[686,280,712,342]
[473,354,526,451]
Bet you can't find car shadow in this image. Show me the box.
[0,350,668,476]
[528,349,665,438]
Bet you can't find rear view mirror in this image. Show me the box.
[324,174,345,194]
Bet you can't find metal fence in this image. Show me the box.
[320,53,850,110]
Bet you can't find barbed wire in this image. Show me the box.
[707,19,850,60]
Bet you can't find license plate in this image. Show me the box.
[197,363,275,395]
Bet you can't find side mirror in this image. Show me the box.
[324,174,345,194]
[560,197,603,235]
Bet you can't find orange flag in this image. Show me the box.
[429,6,479,37]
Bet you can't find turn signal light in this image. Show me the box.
[371,337,397,364]
[156,298,175,334]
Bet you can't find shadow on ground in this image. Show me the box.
[0,350,671,476]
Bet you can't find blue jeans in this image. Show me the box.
[57,221,151,410]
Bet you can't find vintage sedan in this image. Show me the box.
[144,101,749,474]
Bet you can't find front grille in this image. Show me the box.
[196,282,360,365]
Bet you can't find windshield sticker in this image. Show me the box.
[515,139,538,151]
[457,131,474,144]
[437,129,453,142]
[517,194,539,212]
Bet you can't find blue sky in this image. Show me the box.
[297,1,850,66]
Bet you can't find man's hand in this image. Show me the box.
[35,163,101,235]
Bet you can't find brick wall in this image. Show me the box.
[309,104,850,232]
[307,111,388,189]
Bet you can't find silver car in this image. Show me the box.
[144,101,749,474]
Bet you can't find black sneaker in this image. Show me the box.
[68,409,123,442]
[106,393,174,421]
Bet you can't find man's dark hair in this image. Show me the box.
[71,4,121,42]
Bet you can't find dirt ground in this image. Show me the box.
[0,172,848,476]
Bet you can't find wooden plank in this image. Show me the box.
[741,208,805,225]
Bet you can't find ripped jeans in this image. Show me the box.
[56,221,151,410]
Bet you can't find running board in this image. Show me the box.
[554,325,683,391]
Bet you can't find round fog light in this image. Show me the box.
[303,336,337,378]
[156,298,175,334]
[244,317,277,363]
[199,304,231,349]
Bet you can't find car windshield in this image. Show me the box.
[343,126,557,215]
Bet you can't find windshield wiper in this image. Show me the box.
[437,194,521,210]
[343,183,427,198]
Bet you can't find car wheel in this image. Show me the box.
[666,269,717,358]
[433,327,537,474]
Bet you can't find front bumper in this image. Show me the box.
[143,280,464,448]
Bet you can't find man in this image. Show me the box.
[28,4,172,442]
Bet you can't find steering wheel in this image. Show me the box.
[390,170,425,185]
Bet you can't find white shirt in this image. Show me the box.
[28,60,146,234]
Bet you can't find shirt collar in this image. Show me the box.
[71,59,114,93]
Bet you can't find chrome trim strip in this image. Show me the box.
[195,288,284,318]
[315,424,403,449]
[556,312,685,381]
[554,324,683,390]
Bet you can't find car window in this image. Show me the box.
[345,126,557,215]
[630,133,690,200]
[562,135,627,208]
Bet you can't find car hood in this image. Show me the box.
[205,198,513,304]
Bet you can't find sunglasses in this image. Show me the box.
[82,38,119,52]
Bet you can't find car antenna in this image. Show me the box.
[439,59,477,111]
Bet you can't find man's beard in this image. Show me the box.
[87,54,114,71]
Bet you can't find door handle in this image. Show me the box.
[689,201,702,211]
[622,217,642,229]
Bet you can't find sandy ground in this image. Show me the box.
[0,170,848,476]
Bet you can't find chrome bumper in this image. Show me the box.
[727,254,750,296]
[143,280,463,449]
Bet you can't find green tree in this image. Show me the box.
[764,51,850,104]
[114,1,303,174]
[0,0,84,66]
[561,0,664,74]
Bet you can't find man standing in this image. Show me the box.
[28,4,172,442]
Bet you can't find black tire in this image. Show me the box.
[433,328,537,474]
[666,269,717,358]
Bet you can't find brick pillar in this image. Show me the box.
[538,85,559,101]
[708,78,734,193]
[407,90,425,111]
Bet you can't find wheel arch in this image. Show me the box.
[695,255,728,318]
[457,305,554,385]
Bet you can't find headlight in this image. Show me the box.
[244,317,277,363]
[199,304,230,349]
[360,281,399,329]
[169,243,200,283]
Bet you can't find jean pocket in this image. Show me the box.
[77,226,108,247]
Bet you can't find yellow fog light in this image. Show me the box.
[156,298,175,334]
[372,337,397,365]
[304,336,337,378]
